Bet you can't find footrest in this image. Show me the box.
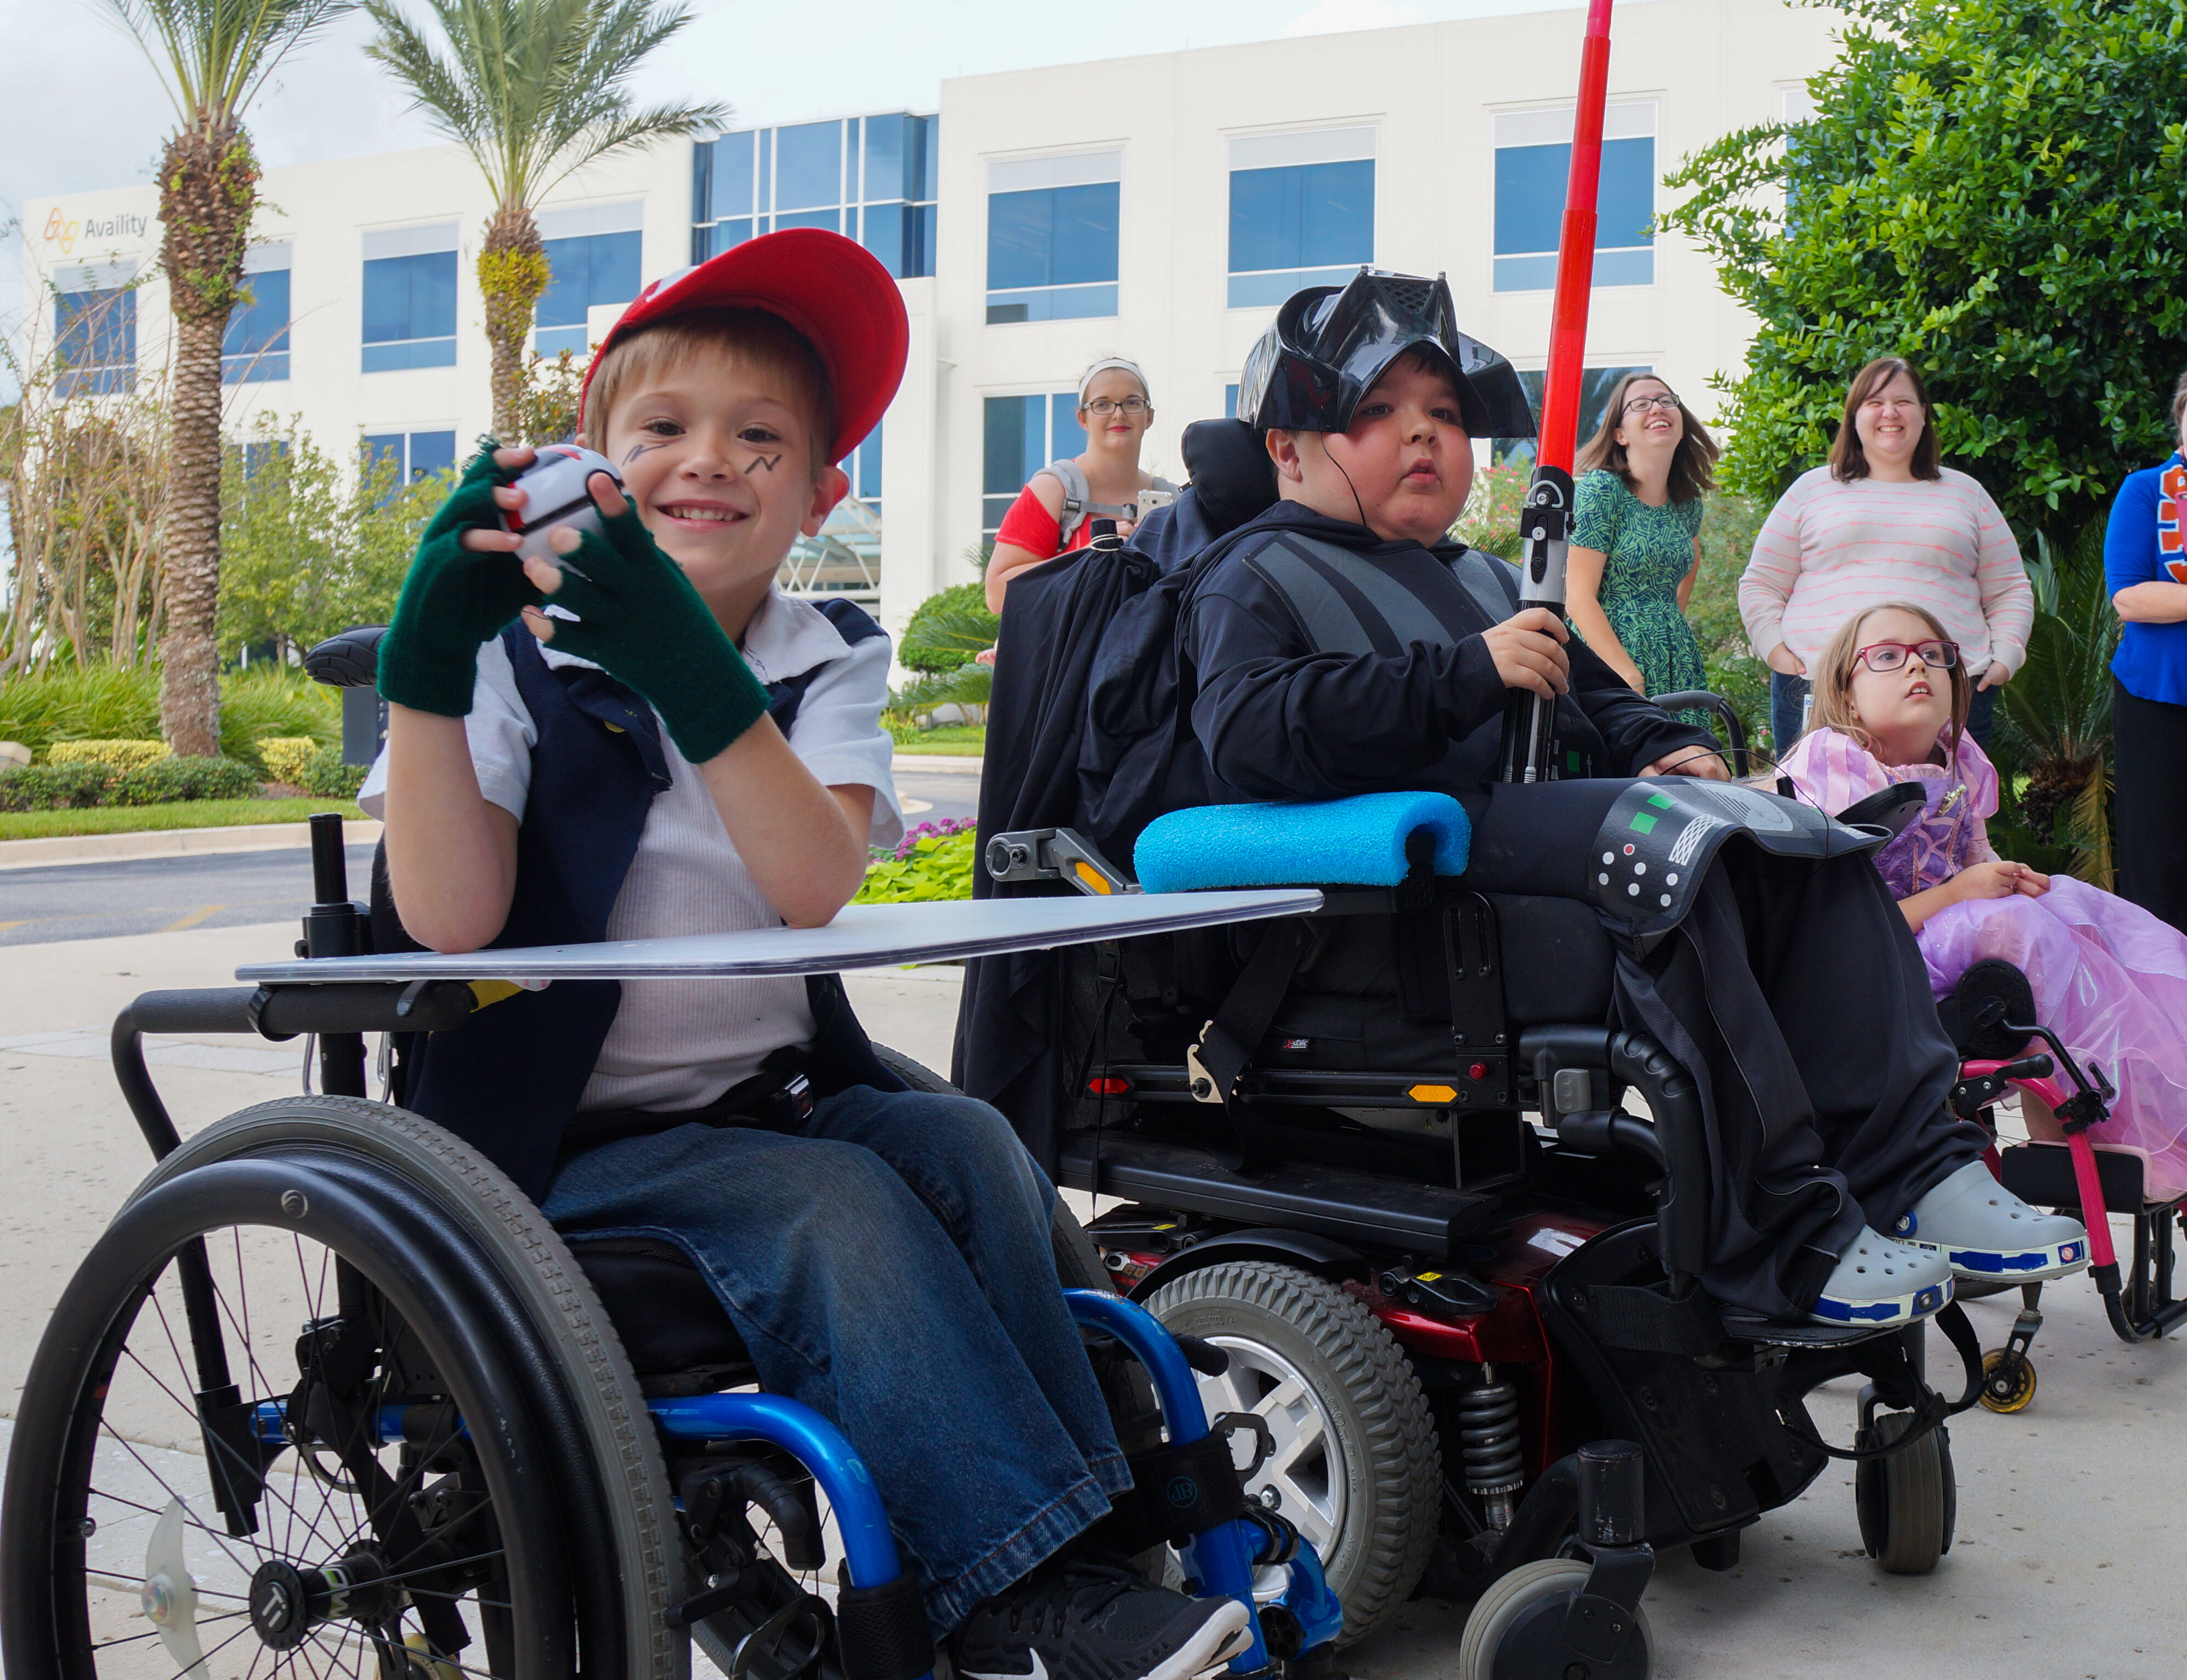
[1998,1142,2148,1213]
[1132,791,1470,893]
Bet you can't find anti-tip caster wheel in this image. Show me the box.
[1979,1347,2038,1414]
[1457,1558,1653,1680]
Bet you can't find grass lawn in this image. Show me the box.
[891,724,985,757]
[0,797,366,842]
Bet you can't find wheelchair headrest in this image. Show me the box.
[1834,781,1924,838]
[1952,958,2039,1061]
[1181,418,1277,536]
[1133,791,1470,892]
[305,624,387,690]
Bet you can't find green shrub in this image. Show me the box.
[0,763,113,812]
[855,822,978,903]
[45,738,169,771]
[301,747,367,799]
[257,736,321,785]
[898,584,999,675]
[0,663,338,774]
[107,757,261,806]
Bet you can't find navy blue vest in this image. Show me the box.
[394,607,900,1200]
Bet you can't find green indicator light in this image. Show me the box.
[1629,813,1659,834]
[1648,793,1675,809]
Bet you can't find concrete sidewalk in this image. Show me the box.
[3,920,2183,1675]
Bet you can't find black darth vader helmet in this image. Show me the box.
[1237,268,1537,441]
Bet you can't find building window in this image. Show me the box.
[363,428,459,498]
[1225,383,1240,419]
[1491,365,1650,468]
[1227,127,1375,309]
[223,243,292,384]
[535,203,642,357]
[692,115,937,276]
[985,151,1119,324]
[846,417,884,512]
[55,263,137,396]
[362,224,459,372]
[983,393,1087,536]
[1492,105,1656,293]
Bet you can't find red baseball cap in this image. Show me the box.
[579,228,910,465]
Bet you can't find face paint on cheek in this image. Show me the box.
[745,452,784,474]
[620,440,671,468]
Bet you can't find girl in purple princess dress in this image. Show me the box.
[1780,601,2187,1199]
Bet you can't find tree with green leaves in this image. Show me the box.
[364,0,726,441]
[1663,0,2187,543]
[97,0,354,754]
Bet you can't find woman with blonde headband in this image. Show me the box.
[985,357,1178,610]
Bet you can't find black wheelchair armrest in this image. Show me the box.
[1521,1025,1711,1289]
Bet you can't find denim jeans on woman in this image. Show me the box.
[541,1086,1130,1636]
[1770,669,1995,762]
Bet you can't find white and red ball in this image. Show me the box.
[503,444,624,565]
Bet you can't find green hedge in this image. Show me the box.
[0,664,339,774]
[0,755,262,812]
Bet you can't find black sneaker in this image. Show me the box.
[949,1557,1253,1680]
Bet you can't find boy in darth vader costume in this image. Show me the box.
[1163,268,2085,1323]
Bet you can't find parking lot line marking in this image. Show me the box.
[0,921,24,932]
[158,904,226,933]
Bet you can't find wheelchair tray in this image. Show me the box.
[233,888,1325,983]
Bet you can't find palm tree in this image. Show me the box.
[98,0,354,756]
[364,0,726,441]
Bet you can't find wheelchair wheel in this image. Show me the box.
[1457,1558,1652,1680]
[1978,1348,2038,1414]
[1855,1412,1957,1576]
[1143,1259,1438,1644]
[0,1096,685,1680]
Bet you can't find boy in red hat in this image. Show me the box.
[362,230,1251,1679]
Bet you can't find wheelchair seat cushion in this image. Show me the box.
[1134,791,1471,892]
[566,1235,756,1386]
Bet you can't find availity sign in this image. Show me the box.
[42,208,150,256]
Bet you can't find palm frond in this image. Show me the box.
[100,0,356,125]
[364,0,724,207]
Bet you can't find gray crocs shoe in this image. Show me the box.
[1810,1228,1955,1326]
[1894,1160,2090,1282]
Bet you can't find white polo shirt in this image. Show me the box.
[361,588,903,1114]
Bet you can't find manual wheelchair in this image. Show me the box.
[0,818,1346,1680]
[969,699,1991,1680]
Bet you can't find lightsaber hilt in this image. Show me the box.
[1499,464,1575,784]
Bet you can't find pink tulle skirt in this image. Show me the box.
[1920,876,2187,1200]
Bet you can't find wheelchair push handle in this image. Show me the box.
[1648,689,1749,778]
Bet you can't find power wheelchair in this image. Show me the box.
[972,694,1990,1678]
[0,818,1350,1680]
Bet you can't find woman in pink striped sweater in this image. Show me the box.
[1740,358,2033,754]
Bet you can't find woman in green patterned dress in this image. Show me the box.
[1566,374,1720,719]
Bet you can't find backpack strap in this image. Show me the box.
[1044,459,1154,546]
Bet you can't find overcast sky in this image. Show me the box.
[3,0,1586,337]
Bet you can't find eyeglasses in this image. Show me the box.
[1622,393,1682,416]
[1854,639,1961,674]
[1083,396,1150,416]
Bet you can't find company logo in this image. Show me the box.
[42,208,149,256]
[1165,1475,1200,1509]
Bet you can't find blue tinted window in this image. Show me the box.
[1491,365,1647,466]
[711,129,755,220]
[1226,383,1239,419]
[864,115,907,201]
[983,392,1083,534]
[362,249,457,370]
[1051,393,1086,459]
[777,121,841,211]
[408,430,456,481]
[913,203,936,277]
[861,202,904,275]
[1052,183,1119,285]
[1494,137,1654,257]
[56,288,135,394]
[773,207,840,234]
[918,116,939,202]
[537,230,641,333]
[988,190,1054,291]
[987,183,1119,290]
[1596,137,1656,248]
[1230,159,1373,275]
[856,418,884,501]
[224,268,291,383]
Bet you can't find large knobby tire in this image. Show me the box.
[1143,1260,1439,1644]
[1856,1412,1956,1575]
[1457,1558,1653,1680]
[123,1096,687,1680]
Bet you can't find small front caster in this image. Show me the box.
[1978,1347,2037,1414]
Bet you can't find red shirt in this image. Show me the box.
[995,483,1067,557]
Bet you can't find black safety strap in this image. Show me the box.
[1779,1301,1985,1463]
[1084,1433,1249,1557]
[1193,920,1307,1109]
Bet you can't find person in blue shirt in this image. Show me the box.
[2103,370,2187,935]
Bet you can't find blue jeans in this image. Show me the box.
[541,1086,1130,1634]
[1770,669,1995,754]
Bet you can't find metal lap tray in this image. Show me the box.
[234,889,1324,985]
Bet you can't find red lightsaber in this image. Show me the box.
[1501,0,1616,783]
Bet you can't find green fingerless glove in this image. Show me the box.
[376,446,541,716]
[543,502,772,763]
